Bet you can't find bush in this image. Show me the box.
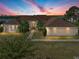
[32,31,44,39]
[37,20,47,37]
[0,26,3,32]
[18,20,29,33]
[0,35,36,59]
[42,28,47,37]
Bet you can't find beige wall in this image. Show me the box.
[46,27,78,36]
[3,24,19,32]
[29,21,37,30]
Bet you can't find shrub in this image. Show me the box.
[0,26,3,32]
[37,20,44,31]
[42,28,47,37]
[18,20,29,33]
[37,20,47,37]
[0,35,36,59]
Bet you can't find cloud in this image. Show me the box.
[22,0,79,15]
[0,3,17,15]
[22,0,53,15]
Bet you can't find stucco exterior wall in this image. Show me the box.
[3,24,19,32]
[29,21,37,30]
[46,27,78,36]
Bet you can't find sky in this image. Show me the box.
[0,0,79,16]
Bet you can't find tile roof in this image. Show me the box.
[0,15,76,27]
[46,18,77,27]
[4,20,19,25]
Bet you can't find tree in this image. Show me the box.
[37,20,44,31]
[37,20,47,36]
[64,6,79,23]
[18,20,29,33]
[64,6,79,35]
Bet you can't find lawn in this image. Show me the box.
[0,32,79,40]
[32,41,79,59]
[46,36,79,40]
[32,31,44,39]
[0,32,21,35]
[0,34,79,59]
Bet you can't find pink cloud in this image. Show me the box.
[0,3,17,15]
[23,0,79,15]
[22,0,71,15]
[46,4,74,15]
[23,0,52,14]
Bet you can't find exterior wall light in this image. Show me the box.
[66,27,70,31]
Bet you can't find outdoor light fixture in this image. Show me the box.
[53,27,57,33]
[66,27,70,31]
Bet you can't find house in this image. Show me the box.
[2,20,19,32]
[0,15,78,36]
[0,16,19,32]
[1,20,38,33]
[46,18,78,36]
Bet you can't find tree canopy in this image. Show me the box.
[64,6,79,20]
[37,20,44,31]
[37,20,47,36]
[18,20,29,33]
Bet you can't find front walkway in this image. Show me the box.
[27,30,36,39]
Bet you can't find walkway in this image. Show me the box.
[27,30,35,39]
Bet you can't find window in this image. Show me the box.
[66,27,70,31]
[66,27,70,33]
[12,25,14,31]
[53,27,57,33]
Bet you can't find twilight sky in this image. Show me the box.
[0,0,79,15]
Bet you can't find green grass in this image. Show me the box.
[0,34,36,59]
[32,41,79,59]
[0,34,79,59]
[0,32,30,39]
[46,36,79,40]
[32,31,44,39]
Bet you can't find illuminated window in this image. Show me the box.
[66,27,70,31]
[53,27,57,33]
[12,25,14,30]
[66,27,70,33]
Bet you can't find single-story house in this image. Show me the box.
[2,20,19,32]
[46,18,78,36]
[0,16,78,36]
[1,19,37,32]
